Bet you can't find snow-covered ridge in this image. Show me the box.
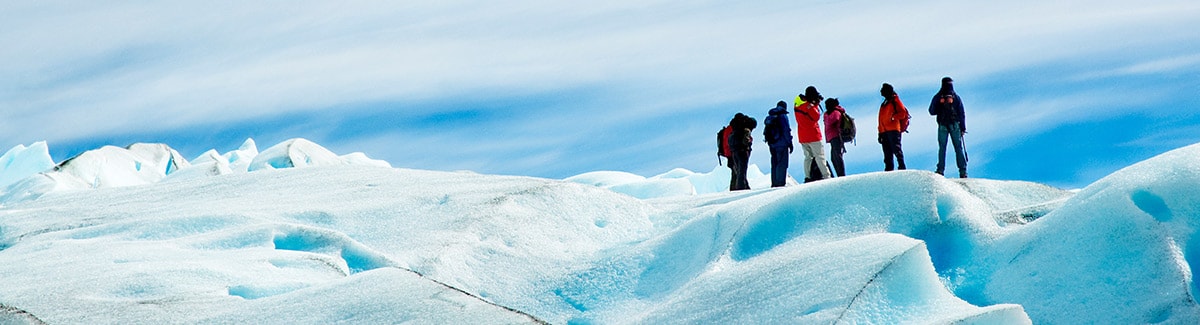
[2,139,1200,324]
[0,138,389,203]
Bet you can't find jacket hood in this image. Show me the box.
[770,102,788,115]
[939,77,955,95]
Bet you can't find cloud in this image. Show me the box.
[3,0,1200,185]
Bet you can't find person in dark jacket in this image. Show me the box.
[928,76,968,178]
[728,113,757,191]
[763,101,793,187]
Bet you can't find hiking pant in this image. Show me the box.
[829,137,846,177]
[769,146,789,187]
[880,131,906,171]
[729,149,751,191]
[800,142,832,181]
[936,124,967,176]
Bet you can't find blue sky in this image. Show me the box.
[2,1,1199,189]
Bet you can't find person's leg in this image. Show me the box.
[801,143,818,181]
[770,147,788,187]
[807,142,832,179]
[830,139,846,177]
[736,151,751,190]
[881,134,894,171]
[728,156,739,191]
[892,131,907,170]
[936,124,949,175]
[950,124,967,177]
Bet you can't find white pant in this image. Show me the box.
[800,141,832,180]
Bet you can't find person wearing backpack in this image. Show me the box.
[877,83,910,171]
[726,113,757,191]
[763,101,793,187]
[928,76,968,178]
[794,86,832,182]
[823,98,848,177]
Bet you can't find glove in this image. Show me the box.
[788,144,794,154]
[878,133,884,144]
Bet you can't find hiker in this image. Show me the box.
[794,86,832,182]
[877,83,910,171]
[763,101,793,187]
[727,113,757,191]
[928,76,968,178]
[824,98,847,177]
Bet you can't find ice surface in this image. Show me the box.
[565,164,794,199]
[0,142,54,189]
[965,142,1200,324]
[247,138,391,171]
[2,139,1199,324]
[0,143,191,203]
[249,138,344,171]
[0,138,390,204]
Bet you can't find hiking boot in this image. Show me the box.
[935,170,944,176]
[959,171,968,179]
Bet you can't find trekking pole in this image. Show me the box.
[962,131,969,163]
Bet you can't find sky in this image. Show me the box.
[2,0,1199,188]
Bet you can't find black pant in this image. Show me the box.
[729,149,751,191]
[829,138,846,177]
[880,131,906,171]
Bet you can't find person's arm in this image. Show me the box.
[891,98,907,121]
[929,95,939,116]
[956,94,966,133]
[795,104,814,121]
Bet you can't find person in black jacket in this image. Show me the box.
[928,77,968,178]
[728,113,757,191]
[763,101,793,187]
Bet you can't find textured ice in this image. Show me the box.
[0,138,389,204]
[566,164,793,199]
[2,139,1200,324]
[0,142,54,189]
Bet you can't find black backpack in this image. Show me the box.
[936,93,959,125]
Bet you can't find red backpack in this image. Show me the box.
[717,125,733,160]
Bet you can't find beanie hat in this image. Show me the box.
[881,83,895,97]
[825,98,839,108]
[804,86,823,102]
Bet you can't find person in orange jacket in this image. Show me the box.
[794,86,832,182]
[877,83,910,171]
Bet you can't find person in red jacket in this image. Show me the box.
[794,86,831,182]
[876,83,910,171]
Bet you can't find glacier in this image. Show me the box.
[1,138,1199,324]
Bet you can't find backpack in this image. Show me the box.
[936,93,959,125]
[837,108,857,143]
[891,99,911,133]
[717,125,733,160]
[763,112,787,145]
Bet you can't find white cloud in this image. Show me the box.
[1,0,1198,178]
